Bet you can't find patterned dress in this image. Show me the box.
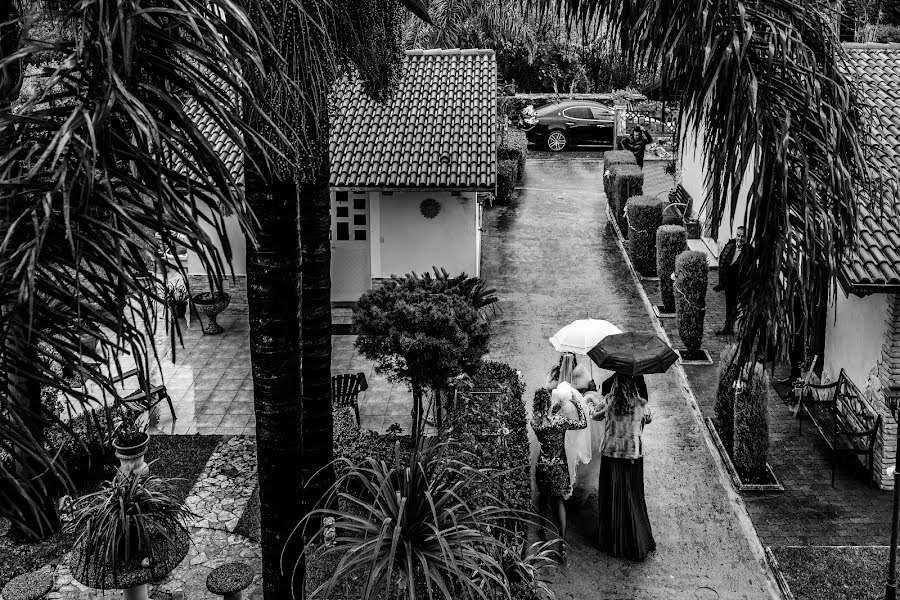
[533,402,588,498]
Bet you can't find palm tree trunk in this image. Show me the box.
[299,169,333,515]
[246,175,304,599]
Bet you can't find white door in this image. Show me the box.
[331,190,372,303]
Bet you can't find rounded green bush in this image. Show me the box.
[496,158,518,205]
[609,165,643,238]
[603,150,637,173]
[655,225,687,312]
[715,345,739,451]
[733,362,770,481]
[674,250,709,353]
[627,196,668,276]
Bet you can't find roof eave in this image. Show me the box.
[839,268,900,296]
[331,185,495,192]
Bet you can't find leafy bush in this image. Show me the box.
[627,196,667,275]
[609,164,643,238]
[655,225,687,312]
[714,345,740,451]
[299,440,548,600]
[674,250,709,353]
[499,128,528,180]
[354,279,490,439]
[874,24,900,43]
[497,158,518,205]
[44,405,116,477]
[392,268,499,316]
[732,363,770,481]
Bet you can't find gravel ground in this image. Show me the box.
[771,545,888,600]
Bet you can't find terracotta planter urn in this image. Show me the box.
[192,292,231,335]
[113,432,150,477]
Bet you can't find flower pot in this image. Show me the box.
[114,432,150,477]
[167,301,188,319]
[192,292,231,335]
[124,583,149,600]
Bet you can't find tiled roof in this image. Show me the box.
[329,49,498,190]
[841,44,900,292]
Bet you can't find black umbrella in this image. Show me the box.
[587,332,679,376]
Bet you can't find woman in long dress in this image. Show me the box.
[592,373,656,560]
[532,386,587,559]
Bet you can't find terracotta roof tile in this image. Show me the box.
[329,49,497,190]
[841,44,900,290]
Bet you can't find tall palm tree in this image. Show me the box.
[543,0,873,367]
[0,0,296,537]
[242,1,427,596]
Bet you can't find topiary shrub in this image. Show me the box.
[603,150,637,198]
[627,196,668,275]
[499,128,528,180]
[497,158,518,205]
[732,362,770,481]
[674,250,709,355]
[656,225,687,312]
[714,345,740,451]
[609,165,643,238]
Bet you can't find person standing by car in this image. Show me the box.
[621,126,654,168]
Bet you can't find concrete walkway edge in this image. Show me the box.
[606,204,785,600]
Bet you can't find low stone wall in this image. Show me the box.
[186,275,248,311]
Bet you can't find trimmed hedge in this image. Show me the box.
[674,250,708,353]
[627,196,668,275]
[499,128,528,180]
[609,164,643,238]
[656,225,687,313]
[733,362,770,481]
[497,158,518,205]
[714,345,740,451]
[603,151,637,198]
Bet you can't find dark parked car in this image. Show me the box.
[518,100,617,151]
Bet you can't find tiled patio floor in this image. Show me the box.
[132,311,412,436]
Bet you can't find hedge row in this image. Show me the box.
[656,225,687,313]
[499,127,528,180]
[608,164,643,237]
[627,196,667,276]
[603,151,636,201]
[674,250,708,354]
[497,158,518,205]
[732,362,770,481]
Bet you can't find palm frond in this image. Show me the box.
[0,0,301,535]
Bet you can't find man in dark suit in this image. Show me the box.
[714,226,751,335]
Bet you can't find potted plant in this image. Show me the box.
[112,407,149,476]
[68,473,193,600]
[165,281,189,319]
[192,291,231,334]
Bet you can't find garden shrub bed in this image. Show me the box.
[0,434,218,588]
[499,128,528,180]
[497,159,519,205]
[770,545,887,600]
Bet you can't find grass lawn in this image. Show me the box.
[771,545,888,600]
[0,434,220,588]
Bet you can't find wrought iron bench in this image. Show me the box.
[798,369,881,487]
[332,372,368,426]
[111,368,176,421]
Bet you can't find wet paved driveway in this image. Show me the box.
[480,157,775,599]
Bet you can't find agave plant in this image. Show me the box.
[67,473,194,589]
[495,538,559,600]
[287,440,543,600]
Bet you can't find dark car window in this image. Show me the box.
[562,106,593,120]
[590,106,613,120]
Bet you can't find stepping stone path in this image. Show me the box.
[43,436,263,599]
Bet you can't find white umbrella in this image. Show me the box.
[549,319,623,354]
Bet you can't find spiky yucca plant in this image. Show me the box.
[289,441,546,600]
[67,473,194,589]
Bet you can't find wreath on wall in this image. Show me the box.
[420,198,441,219]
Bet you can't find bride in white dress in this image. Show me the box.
[546,353,594,497]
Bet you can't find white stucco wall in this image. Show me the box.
[823,288,887,385]
[377,191,479,278]
[680,120,753,253]
[187,209,247,277]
